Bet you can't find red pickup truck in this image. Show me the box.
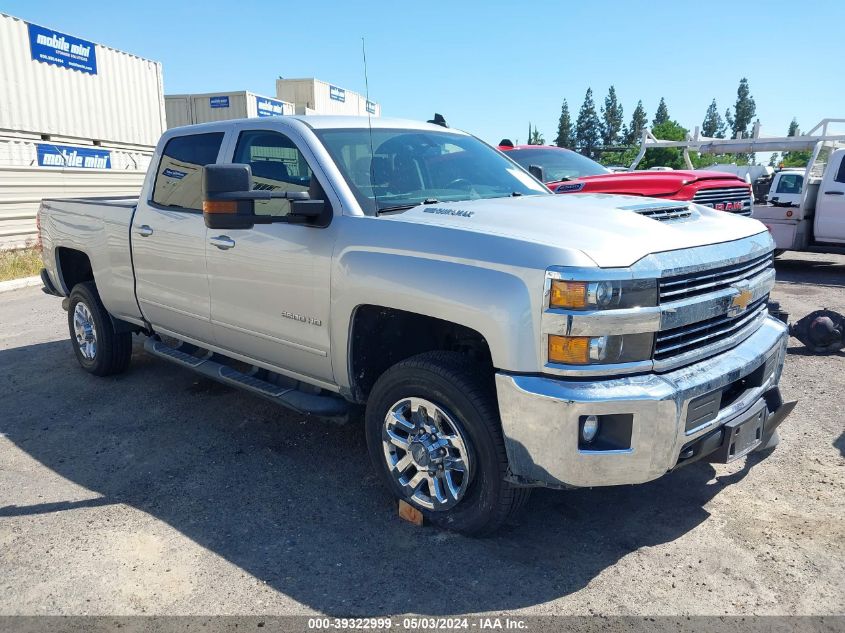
[500,144,753,216]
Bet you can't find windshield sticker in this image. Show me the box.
[424,207,474,218]
[556,182,585,193]
[162,168,187,180]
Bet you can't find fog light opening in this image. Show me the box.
[581,415,600,443]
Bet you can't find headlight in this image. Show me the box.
[548,333,654,365]
[549,279,657,310]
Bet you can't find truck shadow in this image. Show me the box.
[0,338,761,615]
[774,257,845,288]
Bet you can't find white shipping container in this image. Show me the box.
[165,91,295,128]
[0,137,151,249]
[276,78,381,117]
[0,13,165,148]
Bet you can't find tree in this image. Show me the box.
[575,88,601,158]
[702,99,725,138]
[600,86,624,147]
[554,100,575,149]
[624,100,648,145]
[730,77,756,139]
[652,97,669,127]
[768,153,780,167]
[527,123,545,145]
[724,108,735,137]
[782,118,811,167]
[639,120,688,170]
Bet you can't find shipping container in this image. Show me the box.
[0,12,165,148]
[276,78,381,117]
[0,137,150,249]
[164,91,295,128]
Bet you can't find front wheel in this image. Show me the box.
[67,282,132,376]
[365,352,530,536]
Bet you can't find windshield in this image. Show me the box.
[313,128,549,212]
[507,148,610,182]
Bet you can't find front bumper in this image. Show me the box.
[496,316,791,488]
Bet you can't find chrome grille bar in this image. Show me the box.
[655,298,768,360]
[659,252,773,302]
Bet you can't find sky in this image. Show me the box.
[3,0,842,153]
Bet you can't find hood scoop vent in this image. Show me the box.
[621,203,695,222]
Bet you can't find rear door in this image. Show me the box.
[815,150,845,243]
[132,131,226,343]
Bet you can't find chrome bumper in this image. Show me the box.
[496,316,790,488]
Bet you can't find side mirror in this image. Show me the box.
[528,164,545,182]
[203,164,260,230]
[202,164,320,229]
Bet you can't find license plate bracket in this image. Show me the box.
[710,399,768,463]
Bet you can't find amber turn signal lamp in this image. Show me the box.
[202,200,237,214]
[550,280,587,309]
[548,335,590,364]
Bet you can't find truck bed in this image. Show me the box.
[39,195,142,325]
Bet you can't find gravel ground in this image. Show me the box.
[0,251,843,617]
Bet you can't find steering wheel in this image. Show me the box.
[447,178,473,190]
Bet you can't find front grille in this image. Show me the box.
[693,187,753,216]
[654,296,768,360]
[632,205,693,222]
[659,252,774,303]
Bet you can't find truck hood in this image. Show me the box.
[558,170,748,197]
[380,193,768,268]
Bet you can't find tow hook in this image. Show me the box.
[768,301,845,354]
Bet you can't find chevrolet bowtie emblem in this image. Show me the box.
[728,286,754,316]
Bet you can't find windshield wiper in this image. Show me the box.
[377,198,439,214]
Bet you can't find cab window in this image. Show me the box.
[233,130,313,216]
[152,132,224,211]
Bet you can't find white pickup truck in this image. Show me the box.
[38,116,795,535]
[754,142,845,254]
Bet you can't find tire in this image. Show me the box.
[67,282,132,376]
[365,351,530,536]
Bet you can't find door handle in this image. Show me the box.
[824,190,844,196]
[209,235,236,250]
[136,224,153,237]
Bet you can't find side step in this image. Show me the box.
[143,336,349,420]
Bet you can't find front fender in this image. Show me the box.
[331,249,543,392]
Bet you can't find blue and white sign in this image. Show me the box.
[37,144,111,169]
[210,96,230,108]
[366,100,376,115]
[28,23,98,75]
[329,85,346,103]
[162,168,187,180]
[256,96,286,117]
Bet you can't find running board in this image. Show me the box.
[143,337,349,420]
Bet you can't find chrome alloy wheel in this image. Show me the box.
[382,397,472,511]
[73,301,98,360]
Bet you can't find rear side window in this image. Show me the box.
[836,157,845,183]
[152,132,224,211]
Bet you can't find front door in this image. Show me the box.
[206,128,335,384]
[815,150,845,243]
[133,131,225,343]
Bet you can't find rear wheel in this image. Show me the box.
[67,282,132,376]
[365,352,529,536]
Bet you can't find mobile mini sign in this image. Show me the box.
[27,23,98,75]
[209,96,230,108]
[256,96,286,117]
[37,144,111,169]
[329,85,346,102]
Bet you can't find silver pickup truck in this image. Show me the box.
[38,116,795,535]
